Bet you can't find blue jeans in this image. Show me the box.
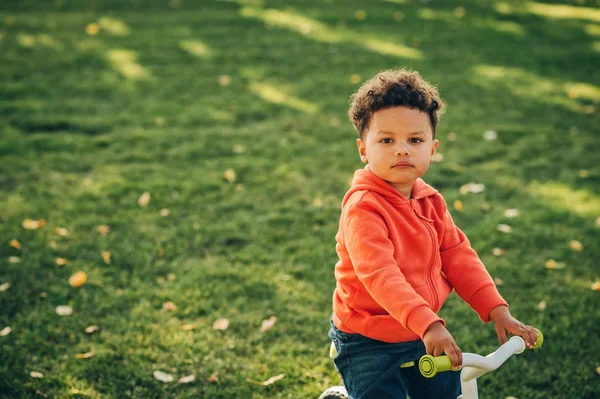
[329,320,461,399]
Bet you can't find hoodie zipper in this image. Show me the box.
[410,200,439,311]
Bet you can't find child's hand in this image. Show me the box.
[422,322,463,370]
[489,305,539,348]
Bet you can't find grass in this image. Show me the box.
[0,0,599,398]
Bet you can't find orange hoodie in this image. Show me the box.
[332,167,507,343]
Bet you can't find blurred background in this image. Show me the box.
[1,0,599,398]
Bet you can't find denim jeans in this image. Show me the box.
[329,319,461,399]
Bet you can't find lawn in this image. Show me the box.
[1,0,599,398]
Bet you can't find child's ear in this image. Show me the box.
[431,139,439,159]
[357,138,367,163]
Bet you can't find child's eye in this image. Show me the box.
[380,138,392,144]
[410,138,423,143]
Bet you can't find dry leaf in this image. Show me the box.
[213,318,229,330]
[30,371,44,379]
[153,371,174,383]
[261,373,285,386]
[69,271,87,287]
[163,301,177,312]
[9,239,21,249]
[497,224,512,233]
[8,256,21,263]
[483,130,497,141]
[155,116,166,126]
[494,277,504,286]
[459,182,485,195]
[167,273,176,281]
[591,281,600,291]
[160,208,170,217]
[76,351,95,359]
[480,202,491,212]
[504,209,519,218]
[138,192,151,207]
[454,6,466,18]
[545,259,565,270]
[97,225,111,235]
[181,324,196,331]
[537,301,547,311]
[579,169,589,178]
[56,305,73,316]
[55,258,68,266]
[40,292,47,298]
[233,144,246,154]
[54,227,69,236]
[355,10,367,20]
[505,397,518,399]
[569,240,583,252]
[35,390,48,398]
[101,251,111,264]
[595,216,600,227]
[23,219,46,230]
[453,200,464,212]
[218,75,231,87]
[86,23,99,35]
[492,248,506,256]
[350,74,361,84]
[85,325,100,334]
[260,316,277,332]
[312,198,323,207]
[0,282,10,292]
[208,372,219,383]
[178,374,196,384]
[596,366,600,376]
[48,241,57,249]
[223,169,236,183]
[0,327,12,336]
[431,153,444,163]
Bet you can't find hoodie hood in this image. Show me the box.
[342,166,438,206]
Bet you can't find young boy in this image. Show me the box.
[329,69,539,399]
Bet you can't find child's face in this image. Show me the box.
[357,106,439,195]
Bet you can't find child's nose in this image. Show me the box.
[395,145,410,156]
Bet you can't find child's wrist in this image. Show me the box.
[489,305,510,321]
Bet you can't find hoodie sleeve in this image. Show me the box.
[439,203,507,323]
[344,199,444,338]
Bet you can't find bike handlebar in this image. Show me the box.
[419,328,543,378]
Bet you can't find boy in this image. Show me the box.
[329,69,539,399]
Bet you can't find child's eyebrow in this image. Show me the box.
[376,130,426,136]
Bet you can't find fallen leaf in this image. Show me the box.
[178,374,196,384]
[163,301,177,312]
[504,209,519,218]
[208,372,219,383]
[480,202,491,212]
[56,305,73,316]
[86,23,100,35]
[48,241,57,249]
[260,316,277,332]
[355,10,367,20]
[223,169,236,183]
[483,130,497,141]
[167,273,176,281]
[181,324,196,331]
[537,301,547,311]
[492,248,506,256]
[569,240,583,252]
[350,74,361,84]
[8,256,21,263]
[431,153,444,162]
[505,397,518,399]
[9,239,21,249]
[160,208,170,217]
[30,371,44,379]
[579,169,589,178]
[40,292,47,298]
[69,271,87,287]
[233,144,246,154]
[545,259,565,270]
[56,257,68,266]
[85,325,100,334]
[459,182,485,195]
[218,75,231,87]
[591,281,600,291]
[101,251,111,264]
[76,351,95,359]
[453,200,464,212]
[596,366,600,376]
[153,371,174,383]
[394,11,405,21]
[497,224,512,233]
[261,373,285,386]
[0,282,10,292]
[494,277,504,286]
[447,132,457,141]
[155,116,166,126]
[312,198,323,207]
[23,219,46,230]
[97,225,111,235]
[454,6,466,18]
[54,227,69,236]
[596,216,600,227]
[138,192,151,207]
[213,318,229,330]
[36,390,48,398]
[0,327,12,336]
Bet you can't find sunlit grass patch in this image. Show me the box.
[248,82,319,113]
[105,49,150,80]
[179,39,212,58]
[528,181,600,219]
[97,17,130,36]
[527,2,600,23]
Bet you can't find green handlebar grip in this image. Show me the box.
[531,328,544,349]
[419,354,452,378]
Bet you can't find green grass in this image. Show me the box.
[1,0,599,398]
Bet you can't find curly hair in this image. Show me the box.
[348,69,446,138]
